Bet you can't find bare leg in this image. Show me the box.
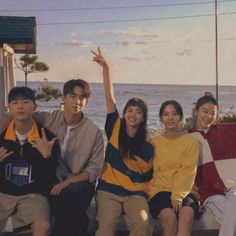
[177,206,194,236]
[31,219,50,236]
[159,208,177,236]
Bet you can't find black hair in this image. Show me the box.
[159,100,183,119]
[8,86,36,103]
[63,79,91,98]
[196,95,218,110]
[119,97,148,157]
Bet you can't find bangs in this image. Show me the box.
[8,87,36,103]
[125,98,147,110]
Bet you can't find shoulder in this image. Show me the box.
[46,109,63,119]
[180,134,200,152]
[34,109,63,122]
[183,133,198,141]
[150,135,162,144]
[107,110,119,119]
[182,134,199,144]
[106,110,120,127]
[35,122,57,139]
[213,123,236,135]
[83,116,100,130]
[80,116,103,138]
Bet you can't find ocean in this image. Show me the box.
[16,81,236,129]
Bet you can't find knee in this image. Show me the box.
[127,210,152,233]
[133,209,150,226]
[180,211,194,226]
[31,219,50,235]
[159,209,176,228]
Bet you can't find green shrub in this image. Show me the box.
[34,80,62,102]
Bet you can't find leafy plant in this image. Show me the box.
[34,79,62,102]
[220,112,236,123]
[15,54,49,86]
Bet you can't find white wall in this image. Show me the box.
[0,44,15,113]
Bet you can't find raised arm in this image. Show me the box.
[91,47,116,113]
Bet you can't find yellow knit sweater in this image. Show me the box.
[149,134,199,202]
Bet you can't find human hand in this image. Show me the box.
[50,180,70,196]
[0,146,13,162]
[29,128,57,159]
[91,47,108,69]
[171,200,183,214]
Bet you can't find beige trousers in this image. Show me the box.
[95,190,153,236]
[203,188,236,236]
[0,192,50,232]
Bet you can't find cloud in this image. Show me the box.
[60,40,93,47]
[141,50,156,59]
[177,49,192,56]
[122,55,156,62]
[70,32,78,37]
[122,56,141,62]
[103,29,158,38]
[116,40,149,47]
[135,41,147,45]
[116,41,130,47]
[141,50,152,55]
[221,37,236,41]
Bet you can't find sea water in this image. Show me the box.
[17,81,236,129]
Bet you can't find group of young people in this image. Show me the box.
[0,47,235,236]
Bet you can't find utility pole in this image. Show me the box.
[215,0,219,104]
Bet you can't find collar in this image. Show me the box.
[189,125,218,138]
[4,120,40,142]
[63,112,86,129]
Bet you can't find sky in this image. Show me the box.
[1,0,236,85]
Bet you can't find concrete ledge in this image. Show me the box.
[87,198,220,234]
[0,198,220,236]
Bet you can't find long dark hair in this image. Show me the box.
[119,97,148,157]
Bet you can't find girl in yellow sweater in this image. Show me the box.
[149,100,200,236]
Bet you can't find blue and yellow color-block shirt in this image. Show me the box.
[97,110,153,198]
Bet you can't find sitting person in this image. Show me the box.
[189,95,236,236]
[92,47,154,236]
[149,100,200,236]
[0,79,104,236]
[0,87,59,236]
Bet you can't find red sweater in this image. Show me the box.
[189,123,236,204]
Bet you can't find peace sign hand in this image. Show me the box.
[91,47,108,69]
[29,128,57,159]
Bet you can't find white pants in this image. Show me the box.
[203,188,236,236]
